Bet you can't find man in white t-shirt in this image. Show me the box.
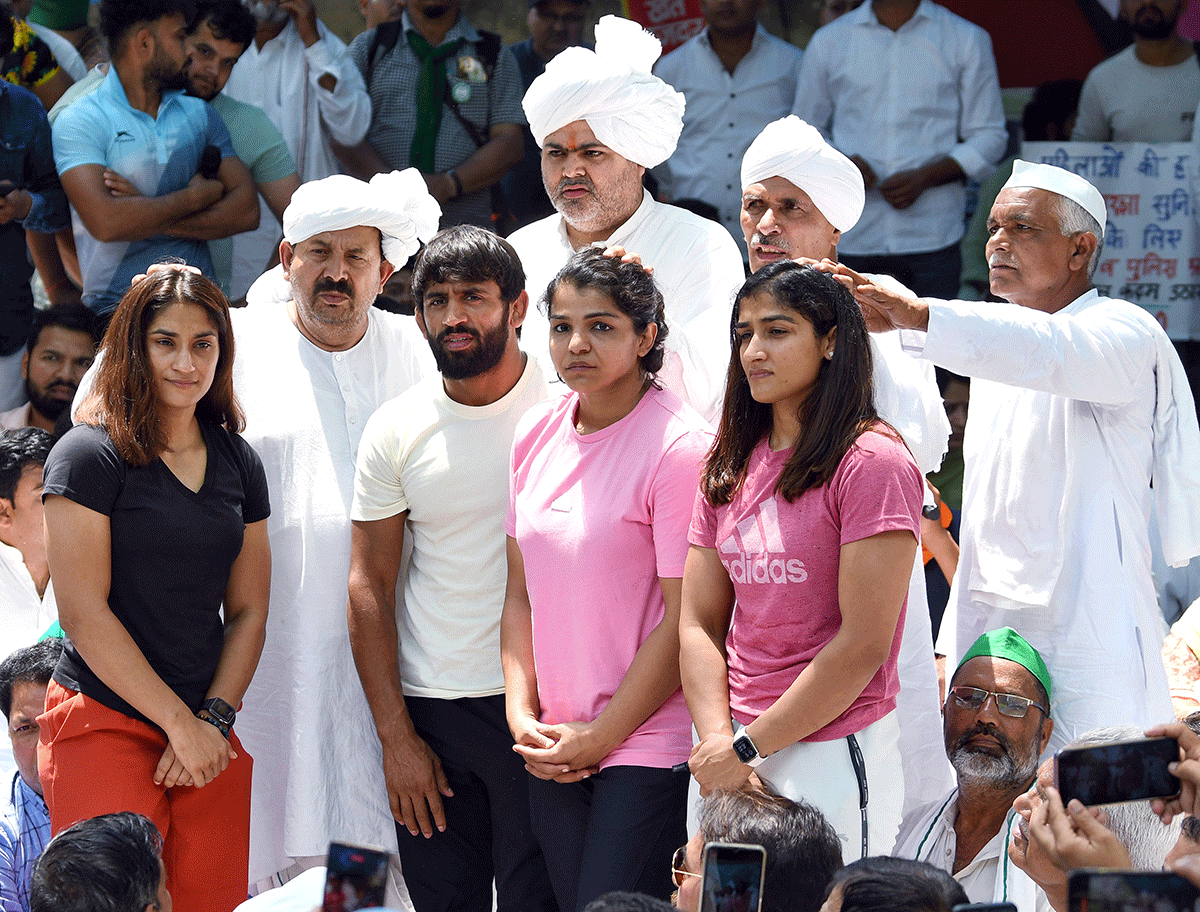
[348,225,553,912]
[1073,0,1199,142]
[509,15,745,422]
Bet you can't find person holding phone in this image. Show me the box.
[36,268,270,912]
[503,249,712,911]
[680,261,922,860]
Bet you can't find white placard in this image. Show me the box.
[1022,141,1198,340]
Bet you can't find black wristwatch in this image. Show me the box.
[732,731,766,768]
[198,697,236,738]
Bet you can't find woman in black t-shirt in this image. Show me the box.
[38,268,270,912]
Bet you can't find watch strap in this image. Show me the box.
[200,697,236,728]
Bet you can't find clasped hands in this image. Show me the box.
[511,717,611,783]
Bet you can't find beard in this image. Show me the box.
[545,166,644,235]
[1127,5,1179,40]
[26,376,74,423]
[150,46,188,91]
[949,724,1040,792]
[186,71,221,102]
[244,0,289,24]
[427,308,509,380]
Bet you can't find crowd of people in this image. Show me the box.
[3,0,1200,911]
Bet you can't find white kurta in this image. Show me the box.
[866,275,955,815]
[507,190,746,423]
[231,296,433,881]
[924,290,1200,753]
[893,788,1043,910]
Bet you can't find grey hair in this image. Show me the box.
[1069,726,1181,869]
[1054,195,1104,280]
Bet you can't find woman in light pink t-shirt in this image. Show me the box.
[502,250,712,911]
[680,262,922,861]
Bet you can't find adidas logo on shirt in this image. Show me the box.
[718,500,808,584]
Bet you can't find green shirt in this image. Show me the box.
[209,92,296,296]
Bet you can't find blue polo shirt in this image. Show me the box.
[51,66,235,315]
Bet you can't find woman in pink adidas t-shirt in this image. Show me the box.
[680,262,922,860]
[502,250,712,911]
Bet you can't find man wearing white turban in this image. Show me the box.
[735,115,953,835]
[231,169,440,901]
[509,15,745,422]
[829,160,1200,756]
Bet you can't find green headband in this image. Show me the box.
[957,627,1052,703]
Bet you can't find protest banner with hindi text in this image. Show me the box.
[1022,141,1198,340]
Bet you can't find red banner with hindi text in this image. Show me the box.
[621,0,704,53]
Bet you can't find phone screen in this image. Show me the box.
[1067,870,1200,912]
[699,842,766,912]
[1055,737,1181,806]
[322,842,389,912]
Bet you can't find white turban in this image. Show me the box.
[522,15,684,169]
[282,168,441,267]
[740,116,865,233]
[1001,159,1107,238]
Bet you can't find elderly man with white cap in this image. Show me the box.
[829,160,1200,754]
[739,115,954,821]
[508,15,745,421]
[231,168,439,901]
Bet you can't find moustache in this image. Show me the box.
[751,232,789,251]
[435,325,481,349]
[313,278,353,297]
[988,253,1014,268]
[953,722,1012,756]
[556,177,595,195]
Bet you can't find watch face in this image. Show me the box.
[733,735,757,763]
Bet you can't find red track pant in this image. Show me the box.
[38,680,253,912]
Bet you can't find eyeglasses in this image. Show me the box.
[948,685,1048,719]
[672,845,700,888]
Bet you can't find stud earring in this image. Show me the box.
[824,350,834,360]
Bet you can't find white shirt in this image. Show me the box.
[223,21,371,301]
[230,296,434,881]
[1072,45,1200,142]
[0,540,55,661]
[0,404,31,431]
[893,788,1042,909]
[654,26,803,258]
[793,0,1006,256]
[923,291,1200,753]
[350,357,549,697]
[507,190,745,422]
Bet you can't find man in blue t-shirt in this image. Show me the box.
[51,0,258,318]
